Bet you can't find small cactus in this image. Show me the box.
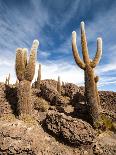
[15,79,19,87]
[72,22,102,126]
[5,77,8,85]
[5,73,10,85]
[35,64,41,89]
[57,76,61,94]
[62,81,64,86]
[15,40,39,116]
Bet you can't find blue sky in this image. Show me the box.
[0,0,116,91]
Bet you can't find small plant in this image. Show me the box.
[19,114,38,126]
[15,40,39,116]
[34,97,49,112]
[0,114,16,122]
[95,114,114,131]
[72,21,102,126]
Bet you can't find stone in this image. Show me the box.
[44,112,95,146]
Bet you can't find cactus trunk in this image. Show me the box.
[18,80,32,115]
[84,65,99,124]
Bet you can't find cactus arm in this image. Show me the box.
[81,22,90,64]
[72,31,85,69]
[22,48,28,68]
[37,64,41,82]
[36,64,41,89]
[24,40,39,81]
[91,38,102,68]
[15,48,25,81]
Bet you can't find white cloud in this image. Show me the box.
[0,0,116,91]
[34,60,84,85]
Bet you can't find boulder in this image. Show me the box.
[44,112,95,146]
[0,116,81,155]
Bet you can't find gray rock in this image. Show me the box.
[92,132,116,155]
[45,112,95,146]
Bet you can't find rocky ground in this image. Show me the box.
[0,80,116,155]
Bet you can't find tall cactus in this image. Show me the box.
[57,76,61,94]
[15,40,39,116]
[36,64,41,89]
[72,22,102,125]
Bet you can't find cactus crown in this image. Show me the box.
[72,21,102,69]
[15,40,39,82]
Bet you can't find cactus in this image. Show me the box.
[57,76,61,94]
[15,40,39,116]
[72,22,102,125]
[5,77,8,85]
[5,73,10,85]
[36,64,41,89]
[62,81,64,86]
[15,79,19,87]
[7,73,10,85]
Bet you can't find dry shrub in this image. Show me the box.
[0,114,16,122]
[34,97,49,112]
[19,114,38,126]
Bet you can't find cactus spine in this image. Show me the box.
[36,64,41,89]
[15,40,39,116]
[57,76,61,94]
[72,22,102,126]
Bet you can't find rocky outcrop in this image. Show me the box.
[99,91,116,113]
[62,83,80,98]
[92,132,116,155]
[0,116,83,155]
[0,83,17,116]
[44,112,95,146]
[40,84,70,107]
[41,79,58,90]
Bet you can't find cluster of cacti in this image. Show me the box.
[72,22,102,126]
[3,20,103,127]
[15,40,39,116]
[5,73,10,85]
[57,76,61,94]
[35,64,41,89]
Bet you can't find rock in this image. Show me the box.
[99,91,116,113]
[0,117,82,155]
[0,83,17,116]
[40,84,70,106]
[41,79,58,90]
[62,83,80,98]
[93,132,116,155]
[44,112,95,146]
